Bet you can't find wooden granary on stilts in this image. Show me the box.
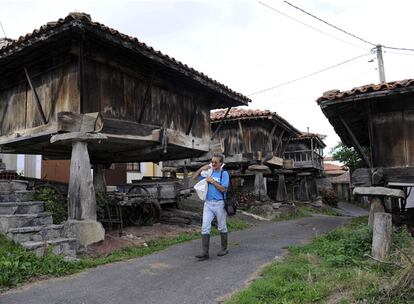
[167,108,326,204]
[0,12,249,251]
[317,79,414,226]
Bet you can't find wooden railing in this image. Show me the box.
[283,150,323,170]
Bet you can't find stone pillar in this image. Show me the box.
[372,212,392,261]
[93,164,107,194]
[51,132,107,248]
[368,197,385,227]
[276,174,287,202]
[247,165,270,202]
[352,187,405,227]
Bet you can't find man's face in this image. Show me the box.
[211,157,222,170]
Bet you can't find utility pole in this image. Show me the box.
[376,44,386,82]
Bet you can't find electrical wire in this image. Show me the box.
[284,1,414,53]
[284,1,376,47]
[247,52,372,96]
[0,21,6,38]
[257,1,368,51]
[385,50,414,56]
[383,45,414,52]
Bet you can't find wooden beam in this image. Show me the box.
[365,102,376,167]
[211,107,232,140]
[57,112,101,133]
[186,105,198,135]
[78,37,85,113]
[267,124,278,151]
[238,120,248,152]
[24,67,47,125]
[138,71,156,123]
[339,117,372,167]
[274,130,285,155]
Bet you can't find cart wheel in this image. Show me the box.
[127,185,150,195]
[127,200,162,226]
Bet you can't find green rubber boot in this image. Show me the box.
[195,234,210,261]
[217,232,229,256]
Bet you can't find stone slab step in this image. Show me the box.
[0,201,44,215]
[0,212,53,233]
[0,180,28,191]
[7,224,64,243]
[22,237,77,257]
[0,190,35,202]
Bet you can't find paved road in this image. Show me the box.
[1,216,350,304]
[335,201,369,217]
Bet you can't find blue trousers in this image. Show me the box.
[201,200,228,234]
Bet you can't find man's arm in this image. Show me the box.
[206,171,228,193]
[192,164,210,181]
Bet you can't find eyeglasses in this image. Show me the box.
[211,160,219,164]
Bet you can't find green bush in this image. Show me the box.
[34,187,67,224]
[319,187,339,207]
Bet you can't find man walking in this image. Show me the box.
[193,153,229,261]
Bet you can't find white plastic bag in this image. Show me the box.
[194,165,212,200]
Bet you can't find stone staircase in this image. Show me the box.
[0,180,77,257]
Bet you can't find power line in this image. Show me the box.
[284,1,414,53]
[257,1,368,51]
[284,1,376,47]
[247,52,372,96]
[383,45,414,52]
[385,50,414,56]
[0,21,6,38]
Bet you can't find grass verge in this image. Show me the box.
[0,218,250,290]
[226,217,413,304]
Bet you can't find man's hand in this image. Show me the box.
[201,164,210,171]
[206,176,215,184]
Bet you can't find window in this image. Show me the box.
[127,162,141,172]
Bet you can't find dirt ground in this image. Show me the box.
[86,223,199,257]
[85,197,292,257]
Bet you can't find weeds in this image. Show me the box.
[0,218,250,289]
[226,218,414,304]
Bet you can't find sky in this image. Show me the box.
[1,0,414,154]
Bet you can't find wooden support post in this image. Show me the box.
[51,132,106,248]
[93,164,107,194]
[372,212,392,261]
[254,172,266,201]
[368,197,385,226]
[248,165,270,202]
[68,141,97,220]
[299,177,310,202]
[276,174,288,202]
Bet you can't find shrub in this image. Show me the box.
[34,186,67,224]
[319,187,339,207]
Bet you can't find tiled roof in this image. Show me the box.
[317,79,414,103]
[330,171,350,184]
[0,12,250,105]
[210,108,301,136]
[211,108,272,121]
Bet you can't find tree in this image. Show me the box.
[330,142,370,172]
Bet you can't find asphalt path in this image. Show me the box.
[0,215,353,304]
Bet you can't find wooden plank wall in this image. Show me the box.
[0,61,79,136]
[216,120,287,156]
[83,59,211,140]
